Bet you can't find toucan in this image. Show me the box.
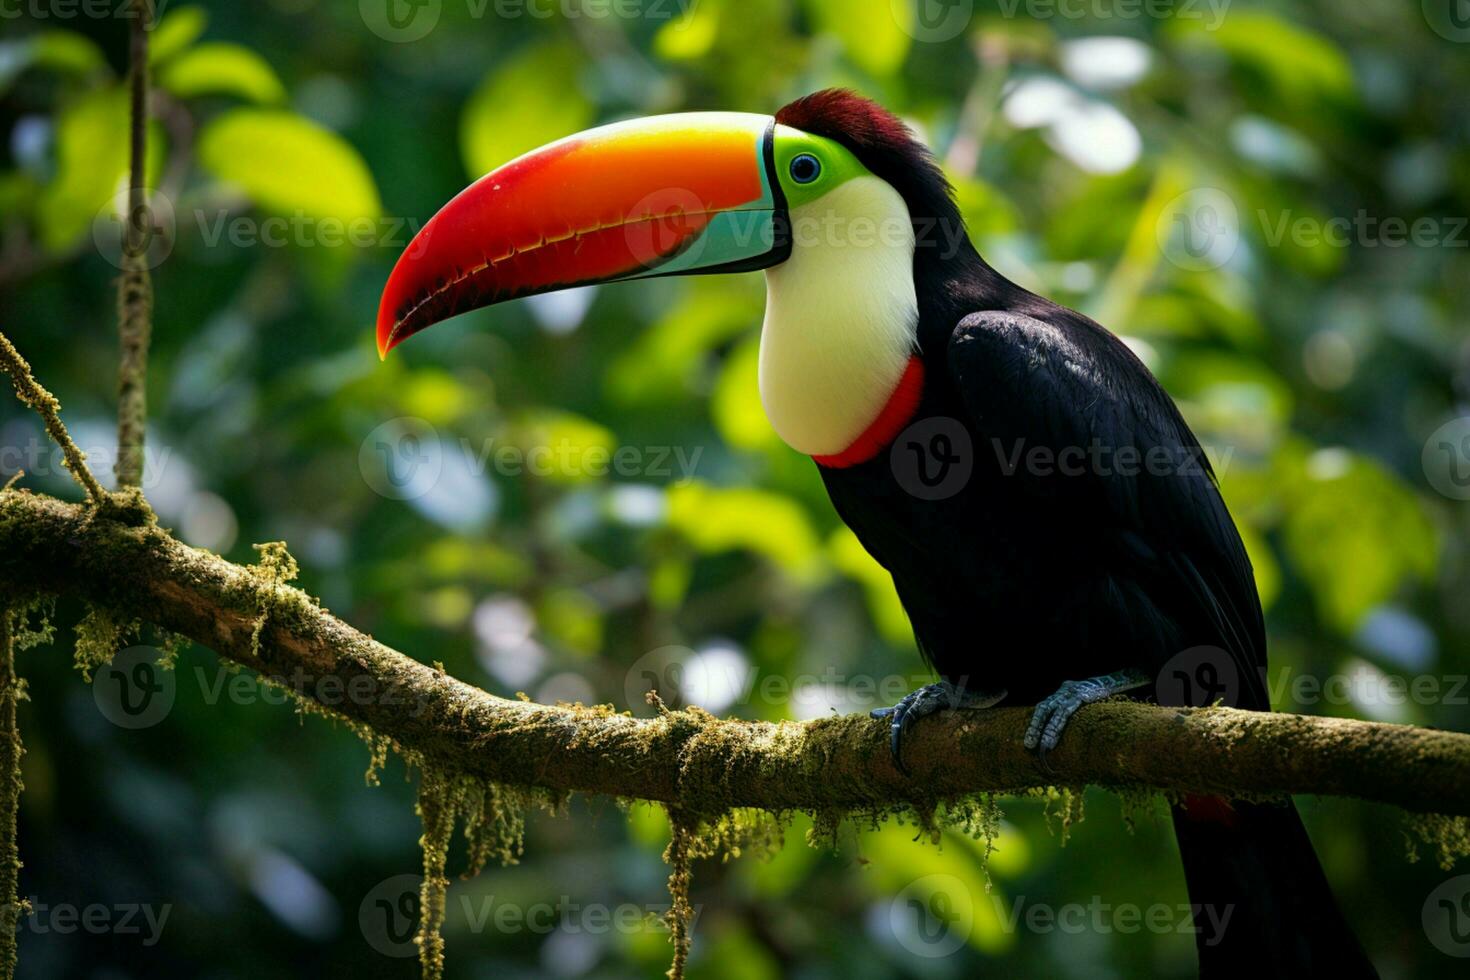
[377,90,1376,976]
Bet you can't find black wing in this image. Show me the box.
[947,310,1268,709]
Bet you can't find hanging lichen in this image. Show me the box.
[72,606,140,682]
[1404,812,1470,871]
[414,776,453,980]
[942,794,1005,890]
[662,810,695,980]
[1039,785,1087,845]
[8,598,53,654]
[153,629,189,671]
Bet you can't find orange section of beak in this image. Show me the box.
[377,112,775,357]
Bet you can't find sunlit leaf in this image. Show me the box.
[198,109,382,226]
[460,41,593,180]
[160,42,286,104]
[36,87,130,252]
[419,538,532,586]
[653,0,720,61]
[0,30,108,92]
[149,6,209,65]
[698,927,780,980]
[802,0,911,76]
[1234,519,1281,612]
[1163,350,1294,450]
[827,527,913,646]
[537,587,603,657]
[1281,447,1438,632]
[666,482,823,582]
[395,369,475,426]
[1169,13,1356,108]
[505,410,617,485]
[711,338,778,451]
[951,174,1021,239]
[606,278,763,407]
[860,819,1024,955]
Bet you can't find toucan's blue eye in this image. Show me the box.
[789,153,821,184]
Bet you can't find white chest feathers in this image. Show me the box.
[759,176,920,457]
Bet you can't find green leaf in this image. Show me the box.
[505,410,617,485]
[827,527,913,646]
[666,482,824,582]
[1281,447,1438,633]
[459,41,594,179]
[160,43,286,104]
[197,109,382,226]
[802,0,911,76]
[653,0,720,61]
[1169,12,1355,108]
[149,6,209,65]
[951,174,1020,239]
[606,278,763,407]
[36,87,130,252]
[0,30,107,93]
[712,337,779,452]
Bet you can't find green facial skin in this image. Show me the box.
[771,124,873,209]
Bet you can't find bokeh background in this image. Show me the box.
[3,0,1470,976]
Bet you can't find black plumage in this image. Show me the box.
[781,90,1376,977]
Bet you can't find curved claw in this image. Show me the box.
[1024,668,1150,756]
[872,682,1007,777]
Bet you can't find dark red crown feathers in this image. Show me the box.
[775,90,961,228]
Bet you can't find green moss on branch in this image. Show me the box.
[1,488,1468,821]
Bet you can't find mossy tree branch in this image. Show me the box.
[1,488,1468,818]
[115,0,155,489]
[0,332,106,506]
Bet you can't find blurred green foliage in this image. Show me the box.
[2,0,1469,977]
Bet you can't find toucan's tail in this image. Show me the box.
[1170,795,1377,977]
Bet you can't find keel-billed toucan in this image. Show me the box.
[377,90,1376,976]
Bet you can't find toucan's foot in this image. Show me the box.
[872,681,1007,776]
[1023,668,1150,759]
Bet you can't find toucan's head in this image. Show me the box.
[377,91,970,463]
[376,90,960,359]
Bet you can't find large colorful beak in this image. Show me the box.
[377,112,788,358]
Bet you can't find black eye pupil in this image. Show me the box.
[790,154,821,184]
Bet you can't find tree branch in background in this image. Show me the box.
[115,0,155,489]
[0,488,1467,820]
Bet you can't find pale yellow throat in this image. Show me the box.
[759,176,920,458]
